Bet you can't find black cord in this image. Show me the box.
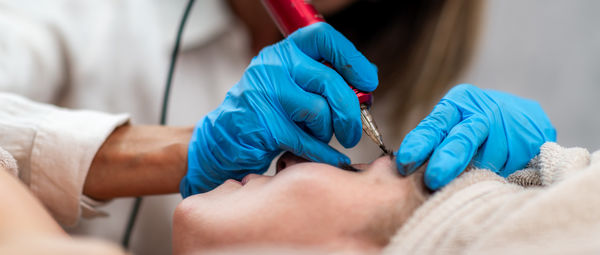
[121,0,196,248]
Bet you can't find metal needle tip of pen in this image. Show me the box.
[379,145,392,156]
[360,104,389,155]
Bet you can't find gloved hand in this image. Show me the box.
[181,22,378,197]
[397,84,556,190]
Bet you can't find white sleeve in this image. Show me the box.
[0,93,129,226]
[0,4,66,103]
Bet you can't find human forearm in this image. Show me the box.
[0,167,64,238]
[0,167,127,254]
[84,125,193,200]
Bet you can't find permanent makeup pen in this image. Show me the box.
[261,0,389,154]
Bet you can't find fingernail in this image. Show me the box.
[397,162,416,176]
[397,150,416,165]
[424,169,447,190]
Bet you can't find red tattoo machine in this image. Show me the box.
[261,0,388,153]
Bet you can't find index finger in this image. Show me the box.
[397,100,462,175]
[288,22,379,92]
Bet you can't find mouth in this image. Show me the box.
[224,179,243,186]
[241,175,252,186]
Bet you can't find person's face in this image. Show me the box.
[173,153,423,254]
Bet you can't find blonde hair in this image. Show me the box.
[390,0,484,136]
[327,0,484,138]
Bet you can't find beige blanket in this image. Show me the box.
[384,142,600,254]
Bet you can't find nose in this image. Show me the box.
[276,151,310,173]
[352,154,395,172]
[370,154,395,168]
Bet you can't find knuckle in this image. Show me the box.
[470,115,490,128]
[332,106,358,125]
[307,21,332,35]
[453,132,477,149]
[308,98,330,120]
[305,71,348,98]
[252,44,278,63]
[449,83,477,96]
[291,98,329,124]
[320,69,340,83]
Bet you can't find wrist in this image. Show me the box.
[84,125,192,200]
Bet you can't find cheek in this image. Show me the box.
[259,175,373,237]
[173,183,327,251]
[173,193,263,252]
[173,169,371,251]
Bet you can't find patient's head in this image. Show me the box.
[173,153,428,254]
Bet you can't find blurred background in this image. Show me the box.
[463,0,600,151]
[2,0,600,254]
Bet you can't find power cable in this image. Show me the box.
[121,0,196,248]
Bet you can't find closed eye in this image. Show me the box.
[338,164,361,172]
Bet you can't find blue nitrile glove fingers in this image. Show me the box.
[284,40,362,148]
[396,84,556,190]
[290,22,379,92]
[396,100,461,175]
[279,88,333,142]
[425,116,491,190]
[482,90,556,173]
[182,74,350,197]
[288,22,378,147]
[181,23,378,197]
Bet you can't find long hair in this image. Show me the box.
[326,0,484,138]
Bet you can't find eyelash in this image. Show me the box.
[338,153,396,173]
[339,164,361,172]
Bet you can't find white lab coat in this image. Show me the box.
[0,0,390,254]
[0,0,244,124]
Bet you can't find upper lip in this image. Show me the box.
[241,175,252,185]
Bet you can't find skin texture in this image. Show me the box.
[84,124,192,200]
[173,154,426,254]
[0,166,126,254]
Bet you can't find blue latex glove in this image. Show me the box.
[397,84,556,190]
[181,22,378,197]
